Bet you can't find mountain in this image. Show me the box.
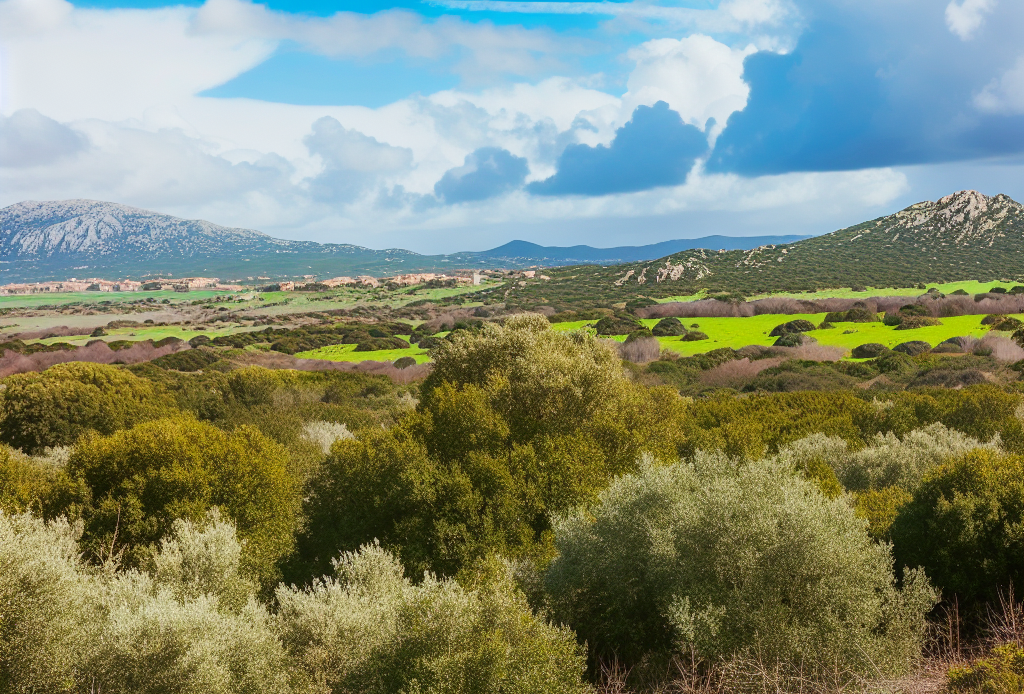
[0,199,811,283]
[476,236,810,264]
[501,190,1024,308]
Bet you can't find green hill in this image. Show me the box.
[501,190,1024,308]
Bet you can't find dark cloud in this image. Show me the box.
[528,102,707,196]
[434,147,529,203]
[0,109,86,168]
[707,0,1024,176]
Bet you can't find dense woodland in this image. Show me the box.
[4,313,1024,692]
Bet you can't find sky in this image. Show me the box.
[0,0,1022,253]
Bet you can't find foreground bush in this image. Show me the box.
[946,643,1024,693]
[68,416,299,587]
[544,453,936,676]
[892,449,1024,611]
[277,545,590,694]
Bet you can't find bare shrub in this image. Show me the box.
[977,334,1024,362]
[774,344,846,362]
[638,300,754,319]
[302,420,354,454]
[0,339,189,378]
[699,357,785,388]
[750,297,806,315]
[619,337,661,363]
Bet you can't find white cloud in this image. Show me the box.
[0,109,85,167]
[622,36,756,141]
[974,54,1024,114]
[945,0,996,40]
[191,0,573,82]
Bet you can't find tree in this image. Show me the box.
[545,453,936,677]
[0,362,171,453]
[68,416,299,588]
[891,449,1024,612]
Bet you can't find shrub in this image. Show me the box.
[883,311,903,326]
[594,315,642,336]
[90,515,292,694]
[680,330,709,341]
[0,362,172,453]
[545,454,936,676]
[853,343,889,358]
[768,319,815,337]
[68,417,299,587]
[896,315,942,330]
[854,486,913,540]
[875,350,917,376]
[892,450,1024,611]
[899,304,930,316]
[951,289,970,296]
[773,332,815,347]
[826,308,878,323]
[619,336,660,364]
[946,643,1024,693]
[651,317,686,336]
[301,420,353,455]
[277,545,590,694]
[0,512,99,693]
[893,340,931,356]
[393,356,417,369]
[624,327,653,343]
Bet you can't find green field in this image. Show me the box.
[296,339,430,364]
[550,314,1002,358]
[658,280,1021,304]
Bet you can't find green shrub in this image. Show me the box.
[680,330,709,341]
[947,643,1024,693]
[854,486,913,540]
[68,417,299,587]
[853,343,889,358]
[892,449,1024,611]
[545,454,936,675]
[896,315,942,330]
[651,317,686,336]
[773,332,815,347]
[594,315,642,336]
[393,356,417,369]
[278,545,590,694]
[768,319,815,337]
[0,362,172,453]
[894,341,931,356]
[624,327,653,343]
[876,350,918,376]
[899,304,930,316]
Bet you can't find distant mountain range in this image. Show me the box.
[501,190,1024,307]
[0,199,810,283]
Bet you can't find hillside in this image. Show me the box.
[0,200,808,283]
[500,190,1024,308]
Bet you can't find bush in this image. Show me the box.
[545,454,936,676]
[896,315,942,330]
[594,315,642,336]
[0,362,172,453]
[946,643,1024,693]
[826,308,878,323]
[651,317,686,336]
[893,340,932,356]
[876,350,917,376]
[768,319,816,337]
[680,330,709,341]
[277,545,590,694]
[852,343,889,358]
[393,356,417,369]
[624,327,653,343]
[892,450,1024,611]
[899,304,930,316]
[773,332,815,347]
[68,417,299,587]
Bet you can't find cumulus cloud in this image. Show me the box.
[528,101,707,196]
[303,116,413,202]
[0,109,85,168]
[974,55,1024,114]
[621,36,756,141]
[945,0,995,40]
[434,147,528,202]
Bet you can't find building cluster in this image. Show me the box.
[0,277,242,295]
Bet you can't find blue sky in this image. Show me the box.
[0,0,1021,252]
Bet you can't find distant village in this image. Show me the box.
[0,270,507,296]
